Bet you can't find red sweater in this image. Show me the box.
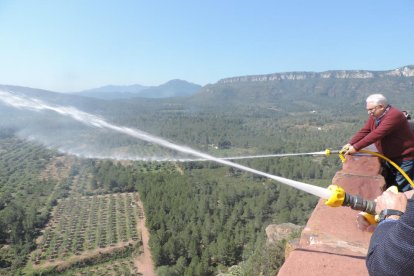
[349,106,414,161]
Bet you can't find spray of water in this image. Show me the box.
[221,151,329,160]
[0,90,332,199]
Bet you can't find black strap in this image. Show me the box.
[378,209,404,222]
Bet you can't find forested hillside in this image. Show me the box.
[0,85,355,275]
[0,130,61,273]
[3,67,414,161]
[1,67,414,275]
[0,131,335,275]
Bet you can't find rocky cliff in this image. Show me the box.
[218,66,414,84]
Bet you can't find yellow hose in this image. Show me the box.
[339,148,414,188]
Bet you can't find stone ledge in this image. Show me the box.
[278,156,384,275]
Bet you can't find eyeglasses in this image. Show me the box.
[367,105,380,114]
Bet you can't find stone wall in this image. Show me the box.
[278,154,384,275]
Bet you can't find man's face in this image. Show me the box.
[366,102,384,117]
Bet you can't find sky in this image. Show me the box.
[0,0,413,93]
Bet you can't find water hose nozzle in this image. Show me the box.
[338,146,349,163]
[325,184,376,214]
[325,184,346,207]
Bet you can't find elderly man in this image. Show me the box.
[343,94,414,191]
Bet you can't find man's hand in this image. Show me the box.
[375,190,408,215]
[356,212,377,232]
[344,145,357,155]
[341,144,351,151]
[404,190,414,199]
[341,143,357,155]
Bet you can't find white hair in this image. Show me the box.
[366,94,388,106]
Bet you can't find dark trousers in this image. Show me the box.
[382,159,414,192]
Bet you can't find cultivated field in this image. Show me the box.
[27,192,145,275]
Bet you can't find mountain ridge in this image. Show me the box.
[2,65,414,113]
[218,65,414,84]
[71,79,202,99]
[185,65,414,112]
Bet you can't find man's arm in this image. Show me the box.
[366,194,414,275]
[353,109,403,151]
[349,119,373,146]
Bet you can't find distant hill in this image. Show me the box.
[188,65,414,112]
[72,79,202,99]
[72,84,149,99]
[137,79,202,98]
[2,65,414,114]
[0,84,113,114]
[2,65,414,162]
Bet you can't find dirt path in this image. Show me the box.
[135,196,155,276]
[33,240,136,271]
